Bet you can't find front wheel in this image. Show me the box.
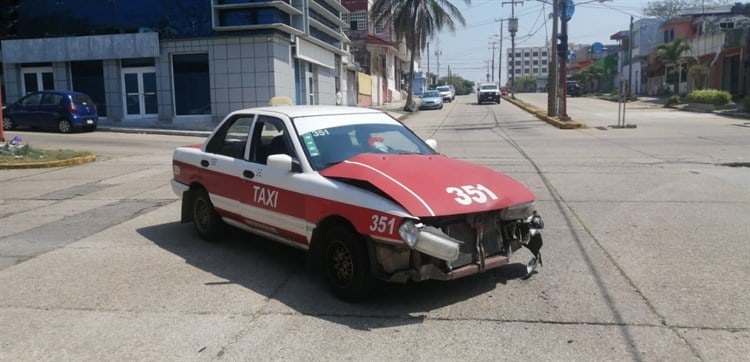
[192,189,225,242]
[323,226,373,301]
[58,119,72,133]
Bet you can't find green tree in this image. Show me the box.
[688,64,709,90]
[514,76,537,93]
[655,37,696,95]
[575,66,605,94]
[438,74,472,95]
[371,0,470,111]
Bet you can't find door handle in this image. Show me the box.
[243,170,255,179]
[200,160,209,167]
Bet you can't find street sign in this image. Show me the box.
[560,0,575,21]
[591,41,604,59]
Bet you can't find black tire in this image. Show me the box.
[3,116,14,130]
[192,189,224,242]
[58,119,72,133]
[323,226,373,301]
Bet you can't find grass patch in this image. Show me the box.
[0,144,93,164]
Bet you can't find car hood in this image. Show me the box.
[319,153,535,217]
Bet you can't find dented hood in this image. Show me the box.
[319,154,535,217]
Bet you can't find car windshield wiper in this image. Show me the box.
[324,160,343,168]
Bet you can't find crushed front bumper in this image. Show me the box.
[379,211,544,282]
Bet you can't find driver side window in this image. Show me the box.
[248,115,294,165]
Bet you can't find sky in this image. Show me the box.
[424,0,654,85]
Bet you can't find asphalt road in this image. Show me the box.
[0,96,748,361]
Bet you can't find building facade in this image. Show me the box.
[341,0,412,106]
[507,45,550,87]
[1,0,352,129]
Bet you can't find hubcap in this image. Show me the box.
[59,120,71,133]
[2,117,11,130]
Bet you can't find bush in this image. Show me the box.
[686,89,731,105]
[665,95,680,107]
[742,96,750,112]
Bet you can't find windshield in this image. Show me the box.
[296,122,436,171]
[480,84,498,90]
[423,90,440,97]
[437,86,450,92]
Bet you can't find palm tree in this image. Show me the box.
[370,0,470,111]
[654,37,696,95]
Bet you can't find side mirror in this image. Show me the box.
[267,154,293,171]
[425,139,438,151]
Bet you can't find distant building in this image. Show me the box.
[507,46,550,89]
[1,0,352,129]
[610,18,663,95]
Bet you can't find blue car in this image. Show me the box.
[418,90,444,110]
[3,90,98,133]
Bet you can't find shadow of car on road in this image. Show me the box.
[137,221,530,330]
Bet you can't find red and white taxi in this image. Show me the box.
[172,106,544,300]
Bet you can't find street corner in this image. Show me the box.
[0,153,96,170]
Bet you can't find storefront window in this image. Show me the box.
[172,53,211,115]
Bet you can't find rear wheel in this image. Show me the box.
[3,116,14,130]
[58,119,72,133]
[323,226,373,301]
[192,189,224,242]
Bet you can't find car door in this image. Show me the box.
[39,92,64,129]
[11,92,42,127]
[240,114,308,245]
[200,114,256,223]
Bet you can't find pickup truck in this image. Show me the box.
[477,83,502,104]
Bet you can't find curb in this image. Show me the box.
[0,153,97,170]
[97,126,211,138]
[503,96,586,129]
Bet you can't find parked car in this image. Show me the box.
[171,106,545,300]
[566,81,581,97]
[418,90,444,110]
[2,90,98,133]
[436,85,453,102]
[448,84,456,100]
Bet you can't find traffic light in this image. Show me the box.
[556,33,568,59]
[1,0,20,38]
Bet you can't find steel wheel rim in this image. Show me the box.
[3,117,11,130]
[328,241,353,286]
[195,198,210,232]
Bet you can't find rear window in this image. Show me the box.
[72,94,94,106]
[437,86,450,91]
[480,85,499,90]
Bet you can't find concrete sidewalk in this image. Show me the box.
[97,102,412,137]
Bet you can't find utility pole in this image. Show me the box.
[502,0,523,99]
[489,39,498,82]
[559,0,570,120]
[498,19,504,86]
[547,0,559,117]
[435,39,442,85]
[427,41,431,87]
